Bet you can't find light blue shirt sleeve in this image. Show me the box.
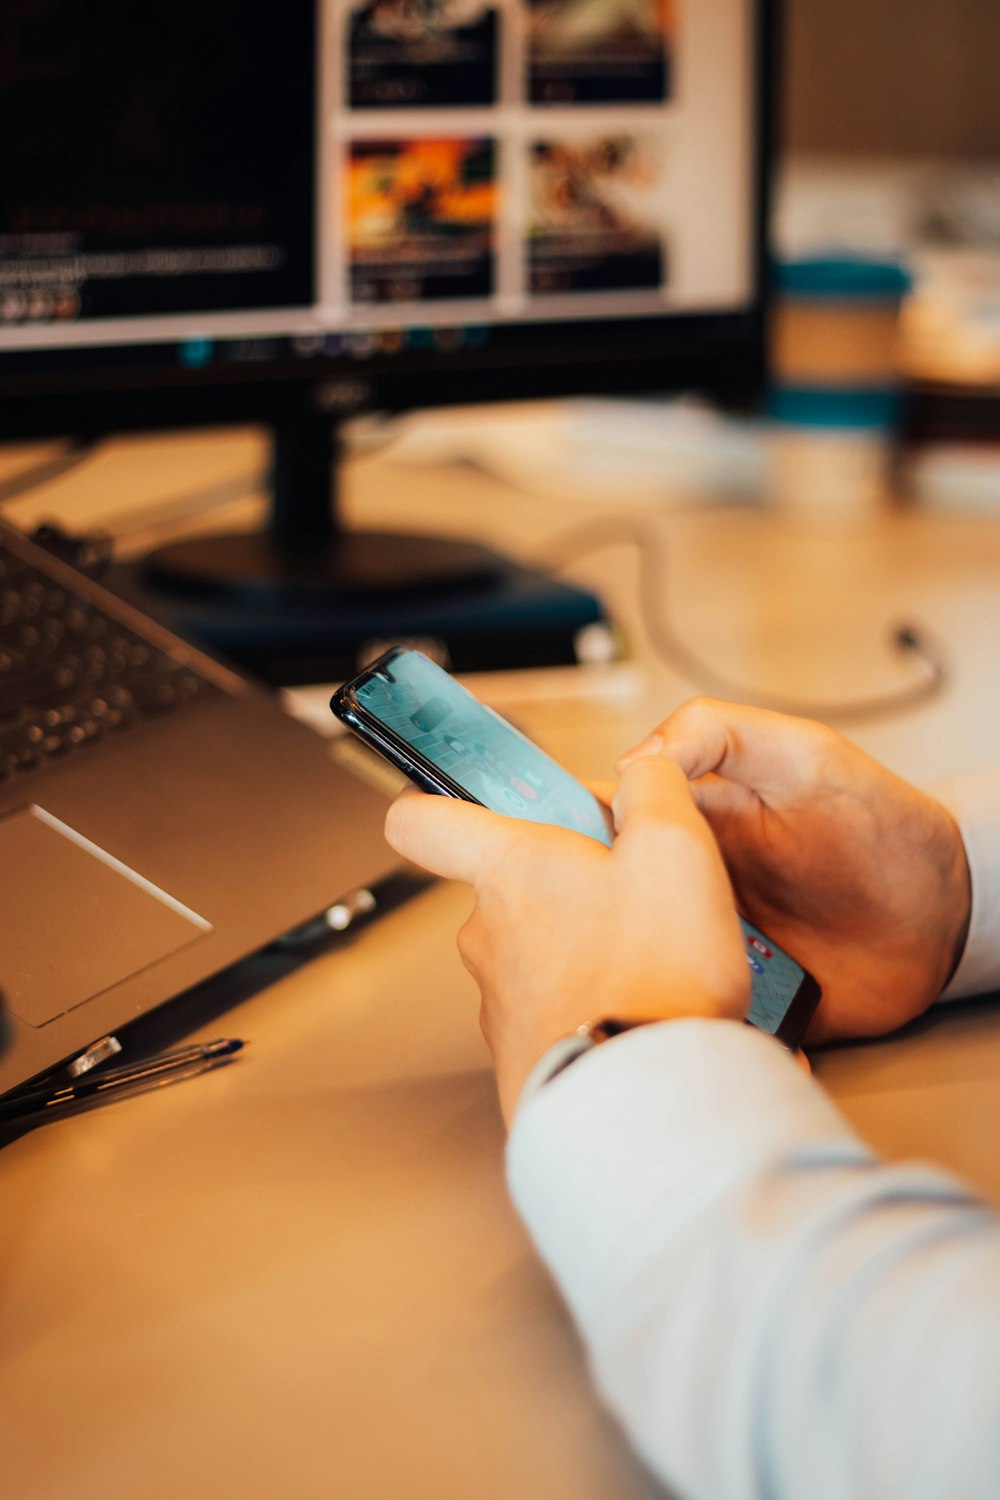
[507,1020,1000,1500]
[932,767,1000,1000]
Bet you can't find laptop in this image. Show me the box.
[0,517,398,1095]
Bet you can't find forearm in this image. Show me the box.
[508,1021,1000,1500]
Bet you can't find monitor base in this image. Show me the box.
[142,528,504,603]
[102,415,618,685]
[106,542,618,686]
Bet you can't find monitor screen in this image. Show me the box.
[0,0,766,434]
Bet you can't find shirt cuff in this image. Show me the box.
[929,768,1000,1001]
[506,1018,862,1328]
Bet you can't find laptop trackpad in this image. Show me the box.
[0,804,212,1027]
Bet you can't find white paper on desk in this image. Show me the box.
[376,398,766,506]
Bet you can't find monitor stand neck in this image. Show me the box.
[270,410,342,553]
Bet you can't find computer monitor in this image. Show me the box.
[0,0,770,679]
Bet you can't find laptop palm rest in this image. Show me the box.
[0,805,211,1027]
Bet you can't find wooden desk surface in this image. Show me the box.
[2,425,1000,1498]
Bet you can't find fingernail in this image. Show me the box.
[616,733,662,770]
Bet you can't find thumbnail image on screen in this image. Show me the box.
[528,131,666,295]
[527,0,674,105]
[347,1,500,108]
[347,138,498,304]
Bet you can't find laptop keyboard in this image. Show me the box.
[0,540,219,783]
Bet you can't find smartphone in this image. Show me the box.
[332,648,820,1048]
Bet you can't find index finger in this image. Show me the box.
[384,790,522,886]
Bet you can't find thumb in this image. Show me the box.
[619,697,826,800]
[612,754,707,844]
[384,790,521,886]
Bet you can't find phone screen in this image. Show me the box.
[738,916,807,1036]
[349,649,811,1040]
[354,649,612,846]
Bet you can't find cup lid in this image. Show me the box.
[775,256,912,301]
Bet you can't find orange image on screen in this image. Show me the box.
[347,138,496,252]
[346,136,497,303]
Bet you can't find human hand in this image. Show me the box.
[384,758,750,1123]
[618,699,972,1043]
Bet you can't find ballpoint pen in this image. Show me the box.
[0,1038,245,1126]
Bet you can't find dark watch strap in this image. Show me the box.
[516,1016,652,1111]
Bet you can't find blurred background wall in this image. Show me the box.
[783,0,1000,159]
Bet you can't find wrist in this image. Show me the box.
[514,997,738,1118]
[498,980,750,1125]
[515,1016,657,1117]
